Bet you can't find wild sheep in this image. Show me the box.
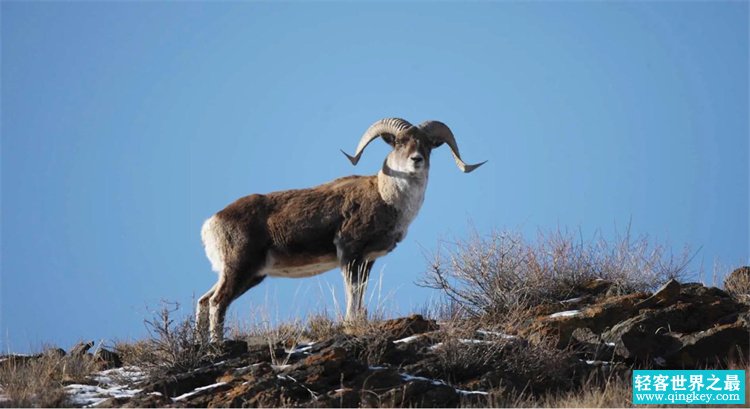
[197,118,485,342]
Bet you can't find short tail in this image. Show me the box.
[201,215,227,274]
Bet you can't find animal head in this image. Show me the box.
[341,118,486,176]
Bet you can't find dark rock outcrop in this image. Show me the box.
[58,282,750,408]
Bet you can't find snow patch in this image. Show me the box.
[65,383,142,407]
[476,330,517,339]
[272,364,292,371]
[584,360,611,366]
[458,389,490,396]
[459,339,493,345]
[172,382,227,401]
[393,334,423,344]
[0,386,10,403]
[549,310,581,318]
[286,342,315,354]
[401,373,488,396]
[65,366,145,407]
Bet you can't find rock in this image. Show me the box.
[44,348,66,359]
[326,387,361,408]
[725,266,750,296]
[380,379,459,407]
[121,392,172,408]
[356,367,404,390]
[94,397,132,408]
[70,341,95,356]
[636,279,681,309]
[295,345,366,391]
[678,283,732,303]
[605,296,743,343]
[212,372,313,407]
[524,292,648,348]
[602,285,747,363]
[616,326,681,362]
[216,339,248,359]
[378,315,439,339]
[94,348,122,369]
[570,327,616,362]
[577,278,614,296]
[142,365,227,398]
[666,322,750,368]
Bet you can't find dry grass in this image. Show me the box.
[529,375,633,408]
[0,350,98,408]
[421,227,692,326]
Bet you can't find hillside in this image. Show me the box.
[3,275,749,408]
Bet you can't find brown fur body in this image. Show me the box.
[217,174,402,273]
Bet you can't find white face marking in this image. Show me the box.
[378,156,429,239]
[386,149,428,176]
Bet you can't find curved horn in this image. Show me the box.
[418,121,487,173]
[341,118,414,165]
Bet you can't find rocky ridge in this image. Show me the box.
[3,279,748,407]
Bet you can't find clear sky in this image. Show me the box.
[2,2,748,353]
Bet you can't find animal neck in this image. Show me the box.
[377,160,428,211]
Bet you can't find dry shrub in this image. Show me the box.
[421,227,691,325]
[120,301,216,378]
[0,351,98,407]
[724,266,750,298]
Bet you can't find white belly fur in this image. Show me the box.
[265,260,340,278]
[264,251,389,279]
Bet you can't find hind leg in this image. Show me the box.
[209,262,267,343]
[196,283,217,343]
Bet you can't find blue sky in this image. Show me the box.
[2,2,747,353]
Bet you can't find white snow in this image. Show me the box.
[549,310,581,318]
[476,330,517,339]
[65,383,142,407]
[402,373,445,386]
[92,366,146,385]
[561,297,584,304]
[64,366,145,407]
[401,373,488,396]
[393,334,423,344]
[286,342,315,354]
[459,339,493,345]
[171,382,227,401]
[457,389,490,396]
[0,386,10,403]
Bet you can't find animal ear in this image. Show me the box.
[381,134,396,146]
